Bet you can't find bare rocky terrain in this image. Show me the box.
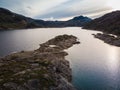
[0,34,80,90]
[93,33,120,47]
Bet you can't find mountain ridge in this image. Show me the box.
[0,7,92,30]
[83,10,120,35]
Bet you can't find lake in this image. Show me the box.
[0,27,120,90]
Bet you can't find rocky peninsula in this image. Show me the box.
[0,34,80,90]
[93,33,120,47]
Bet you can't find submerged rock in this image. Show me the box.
[0,34,80,90]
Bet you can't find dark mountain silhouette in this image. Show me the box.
[0,7,44,29]
[83,11,120,35]
[0,7,91,30]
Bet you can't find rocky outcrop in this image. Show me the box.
[0,34,80,90]
[93,33,120,47]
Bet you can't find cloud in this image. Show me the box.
[0,0,116,20]
[107,0,120,10]
[37,0,112,20]
[0,0,69,17]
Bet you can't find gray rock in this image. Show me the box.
[3,82,18,90]
[31,63,39,68]
[24,79,41,90]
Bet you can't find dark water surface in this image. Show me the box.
[0,27,120,90]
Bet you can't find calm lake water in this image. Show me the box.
[0,27,120,90]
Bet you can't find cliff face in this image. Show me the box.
[83,11,120,35]
[0,7,91,30]
[0,35,80,90]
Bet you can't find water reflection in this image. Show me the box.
[107,47,120,89]
[107,47,119,75]
[0,28,120,90]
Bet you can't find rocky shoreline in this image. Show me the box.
[93,33,120,47]
[0,34,80,90]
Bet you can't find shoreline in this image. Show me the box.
[93,33,120,47]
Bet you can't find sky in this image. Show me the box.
[0,0,120,21]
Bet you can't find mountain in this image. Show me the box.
[83,11,120,35]
[0,8,45,29]
[39,16,91,27]
[0,7,92,30]
[64,16,91,27]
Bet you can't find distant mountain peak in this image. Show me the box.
[73,16,88,20]
[69,15,92,22]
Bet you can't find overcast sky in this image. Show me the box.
[0,0,120,20]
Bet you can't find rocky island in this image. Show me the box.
[0,34,80,90]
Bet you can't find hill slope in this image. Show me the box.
[83,11,120,35]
